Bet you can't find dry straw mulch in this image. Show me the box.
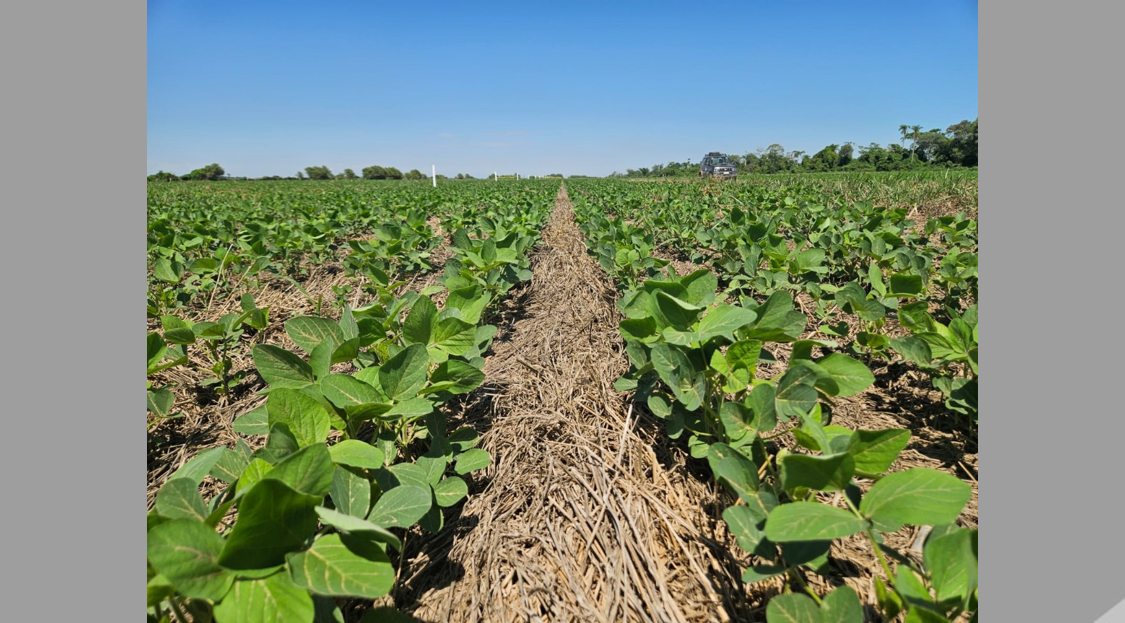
[400,185,762,623]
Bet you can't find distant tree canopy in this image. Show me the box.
[147,170,181,182]
[181,163,225,181]
[304,166,334,180]
[404,169,426,180]
[363,165,404,180]
[341,168,358,180]
[619,119,978,177]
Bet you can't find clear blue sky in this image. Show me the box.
[147,0,978,178]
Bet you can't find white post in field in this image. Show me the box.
[432,165,436,187]
[495,171,498,181]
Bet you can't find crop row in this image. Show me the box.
[146,182,555,622]
[569,178,978,622]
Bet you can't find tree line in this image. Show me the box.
[613,118,978,178]
[147,164,439,182]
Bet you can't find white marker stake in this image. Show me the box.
[432,165,436,187]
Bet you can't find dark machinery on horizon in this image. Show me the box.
[699,152,737,180]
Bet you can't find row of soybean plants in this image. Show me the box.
[573,179,977,424]
[568,178,978,623]
[146,181,557,623]
[145,181,554,421]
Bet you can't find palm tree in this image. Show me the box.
[910,125,922,161]
[899,125,909,150]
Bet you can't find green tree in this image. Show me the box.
[182,163,225,181]
[910,125,923,161]
[341,168,358,179]
[384,167,404,180]
[362,165,387,179]
[404,169,425,180]
[304,165,334,180]
[147,170,181,182]
[898,125,909,150]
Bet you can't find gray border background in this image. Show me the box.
[3,0,140,616]
[984,0,1125,621]
[4,0,1122,619]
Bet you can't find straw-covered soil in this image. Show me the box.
[398,184,762,622]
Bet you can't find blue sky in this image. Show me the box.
[147,0,978,178]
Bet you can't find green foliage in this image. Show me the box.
[148,179,557,622]
[182,163,226,181]
[304,165,334,180]
[572,178,977,621]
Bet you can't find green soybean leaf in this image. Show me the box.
[764,502,867,542]
[779,453,855,493]
[446,285,490,324]
[376,463,431,490]
[766,593,821,623]
[697,304,758,341]
[147,519,235,601]
[321,374,384,409]
[236,459,274,497]
[719,401,756,446]
[653,291,703,331]
[746,384,778,433]
[707,443,759,502]
[820,585,864,623]
[147,388,176,417]
[422,360,485,395]
[849,429,910,477]
[816,354,875,397]
[924,527,978,606]
[252,423,300,464]
[161,315,196,345]
[308,339,336,381]
[775,375,818,421]
[155,479,208,522]
[431,317,476,355]
[267,388,331,447]
[218,480,321,570]
[434,476,470,507]
[287,533,395,599]
[383,397,434,421]
[212,573,314,623]
[328,440,385,470]
[378,344,429,400]
[233,405,270,436]
[330,467,372,518]
[169,447,226,485]
[368,485,432,528]
[455,448,491,475]
[403,296,437,345]
[889,273,924,297]
[285,317,346,354]
[722,505,772,558]
[262,444,334,497]
[890,336,933,367]
[895,566,933,606]
[860,469,972,532]
[314,507,401,551]
[875,576,904,620]
[153,258,184,283]
[252,344,316,389]
[146,573,176,608]
[903,608,952,623]
[449,427,480,452]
